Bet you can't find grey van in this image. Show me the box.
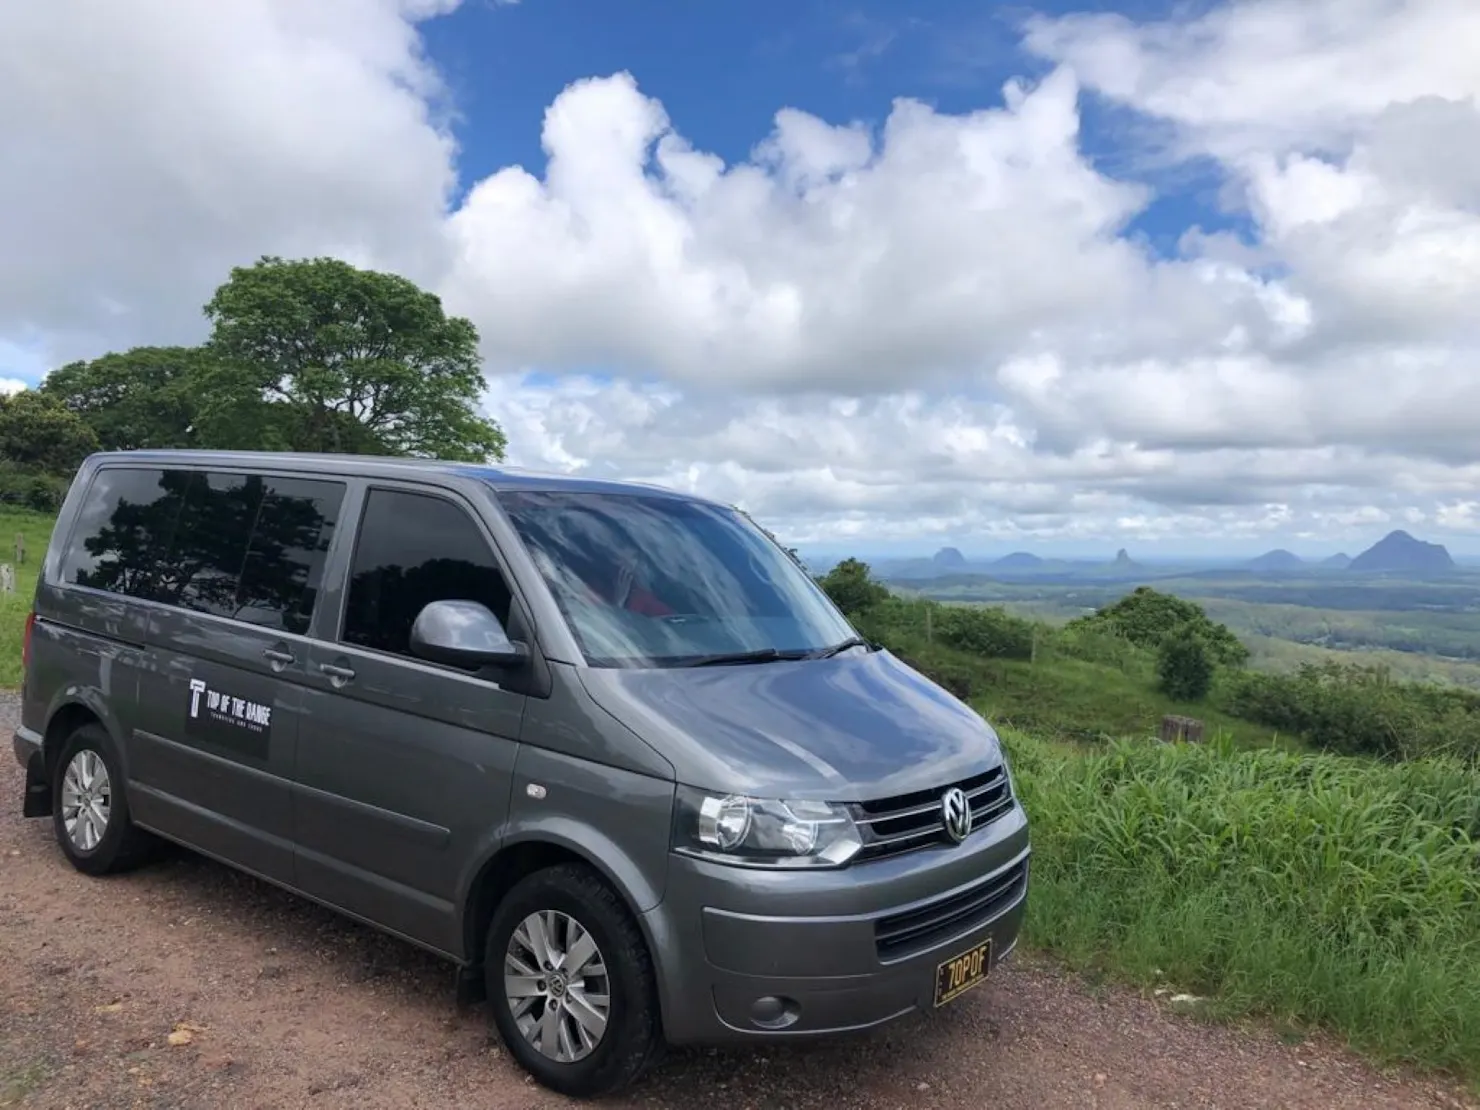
[13,450,1029,1097]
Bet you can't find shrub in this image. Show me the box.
[1156,629,1215,701]
[934,604,1036,661]
[0,463,70,512]
[1070,585,1249,666]
[1221,660,1480,761]
[1044,621,1147,674]
[817,557,890,618]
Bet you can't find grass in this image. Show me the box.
[1005,726,1480,1086]
[970,652,1287,749]
[0,508,51,688]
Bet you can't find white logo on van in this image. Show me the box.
[188,677,272,731]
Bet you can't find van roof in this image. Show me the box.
[83,449,719,504]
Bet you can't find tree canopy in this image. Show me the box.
[200,256,505,461]
[0,390,101,509]
[1069,585,1249,666]
[40,346,206,452]
[29,255,507,471]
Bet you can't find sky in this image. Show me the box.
[3,0,1480,559]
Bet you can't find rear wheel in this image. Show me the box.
[51,724,154,876]
[485,863,662,1098]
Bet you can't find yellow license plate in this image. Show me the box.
[933,939,992,1007]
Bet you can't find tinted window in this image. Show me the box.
[64,467,189,599]
[235,476,344,634]
[341,489,513,658]
[498,489,855,667]
[168,470,262,618]
[62,465,344,632]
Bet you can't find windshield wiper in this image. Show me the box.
[685,647,803,667]
[807,636,876,660]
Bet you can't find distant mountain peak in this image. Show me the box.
[1321,552,1352,568]
[994,551,1045,569]
[932,546,966,568]
[1110,547,1137,567]
[1248,548,1304,571]
[1349,530,1454,574]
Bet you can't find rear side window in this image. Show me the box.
[61,465,344,634]
[341,488,514,658]
[62,467,188,598]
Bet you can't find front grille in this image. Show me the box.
[849,765,1014,862]
[874,855,1029,961]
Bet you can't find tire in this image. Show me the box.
[485,863,662,1098]
[51,724,155,876]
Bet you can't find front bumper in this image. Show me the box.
[643,801,1030,1044]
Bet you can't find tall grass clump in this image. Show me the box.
[1006,728,1480,1082]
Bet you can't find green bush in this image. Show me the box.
[1156,629,1215,701]
[1070,585,1249,666]
[934,604,1035,660]
[1045,621,1147,674]
[1221,661,1480,761]
[1010,729,1480,1082]
[817,557,889,618]
[0,464,70,512]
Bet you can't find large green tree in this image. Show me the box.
[200,256,506,461]
[0,390,100,474]
[40,346,207,451]
[0,389,101,510]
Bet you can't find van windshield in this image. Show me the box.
[495,489,857,667]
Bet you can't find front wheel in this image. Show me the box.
[485,863,662,1098]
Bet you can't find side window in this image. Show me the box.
[236,476,346,634]
[162,471,345,631]
[165,470,262,618]
[59,466,345,634]
[61,467,189,599]
[341,489,514,659]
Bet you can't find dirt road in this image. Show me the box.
[2,707,1473,1110]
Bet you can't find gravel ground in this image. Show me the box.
[2,699,1475,1110]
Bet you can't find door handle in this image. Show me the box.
[263,647,295,670]
[319,662,356,687]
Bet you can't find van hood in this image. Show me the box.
[575,648,1002,799]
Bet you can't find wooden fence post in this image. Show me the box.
[1159,715,1204,744]
[14,532,23,565]
[0,564,14,594]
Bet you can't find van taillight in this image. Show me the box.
[22,611,34,672]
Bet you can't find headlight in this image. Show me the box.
[673,786,863,868]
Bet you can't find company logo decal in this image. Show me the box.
[189,678,272,732]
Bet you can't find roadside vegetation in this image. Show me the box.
[820,556,1480,1088]
[0,507,53,687]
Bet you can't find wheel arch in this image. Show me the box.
[459,828,664,973]
[42,695,120,777]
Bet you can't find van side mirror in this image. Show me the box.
[409,599,528,670]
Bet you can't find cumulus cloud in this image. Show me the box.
[0,0,459,362]
[3,0,1479,549]
[443,66,1301,397]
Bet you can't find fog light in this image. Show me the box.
[749,995,800,1030]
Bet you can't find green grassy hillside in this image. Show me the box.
[0,508,54,687]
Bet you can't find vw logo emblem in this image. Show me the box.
[940,787,972,844]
